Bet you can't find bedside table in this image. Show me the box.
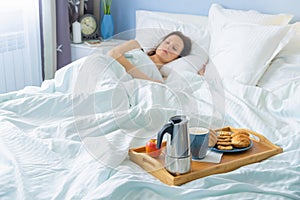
[70,39,126,62]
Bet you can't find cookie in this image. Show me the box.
[217,145,233,150]
[216,141,232,146]
[217,137,231,142]
[217,135,231,140]
[218,131,231,136]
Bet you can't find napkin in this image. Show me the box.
[192,149,223,163]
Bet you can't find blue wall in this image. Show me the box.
[111,0,300,34]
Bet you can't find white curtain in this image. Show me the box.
[0,0,42,93]
[41,0,57,80]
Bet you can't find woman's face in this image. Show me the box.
[155,34,184,64]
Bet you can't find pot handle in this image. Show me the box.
[156,122,173,149]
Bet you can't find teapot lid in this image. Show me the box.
[170,115,188,125]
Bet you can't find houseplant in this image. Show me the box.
[101,0,114,40]
[102,0,112,15]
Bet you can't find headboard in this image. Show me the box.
[111,0,300,34]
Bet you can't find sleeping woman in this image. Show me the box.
[107,31,192,83]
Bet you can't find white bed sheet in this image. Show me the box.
[0,54,299,200]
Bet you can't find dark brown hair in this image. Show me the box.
[147,31,192,58]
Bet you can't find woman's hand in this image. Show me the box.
[198,59,209,76]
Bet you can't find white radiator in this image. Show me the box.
[0,32,42,94]
[0,32,25,93]
[0,2,42,94]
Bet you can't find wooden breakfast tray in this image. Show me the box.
[128,126,283,186]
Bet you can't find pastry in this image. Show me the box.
[231,131,250,138]
[231,135,251,148]
[209,130,218,147]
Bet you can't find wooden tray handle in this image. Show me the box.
[129,150,163,172]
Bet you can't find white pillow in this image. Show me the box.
[135,10,210,76]
[208,4,293,54]
[257,23,300,90]
[160,48,208,77]
[135,10,210,52]
[135,17,177,53]
[208,4,293,33]
[208,4,294,85]
[142,10,209,29]
[209,3,293,65]
[209,23,294,85]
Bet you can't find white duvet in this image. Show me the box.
[0,54,299,200]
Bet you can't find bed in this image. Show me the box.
[1,3,300,200]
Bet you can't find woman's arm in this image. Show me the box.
[107,40,163,83]
[107,40,141,59]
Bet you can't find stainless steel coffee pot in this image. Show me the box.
[156,115,191,175]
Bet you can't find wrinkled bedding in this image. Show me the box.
[0,54,299,200]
